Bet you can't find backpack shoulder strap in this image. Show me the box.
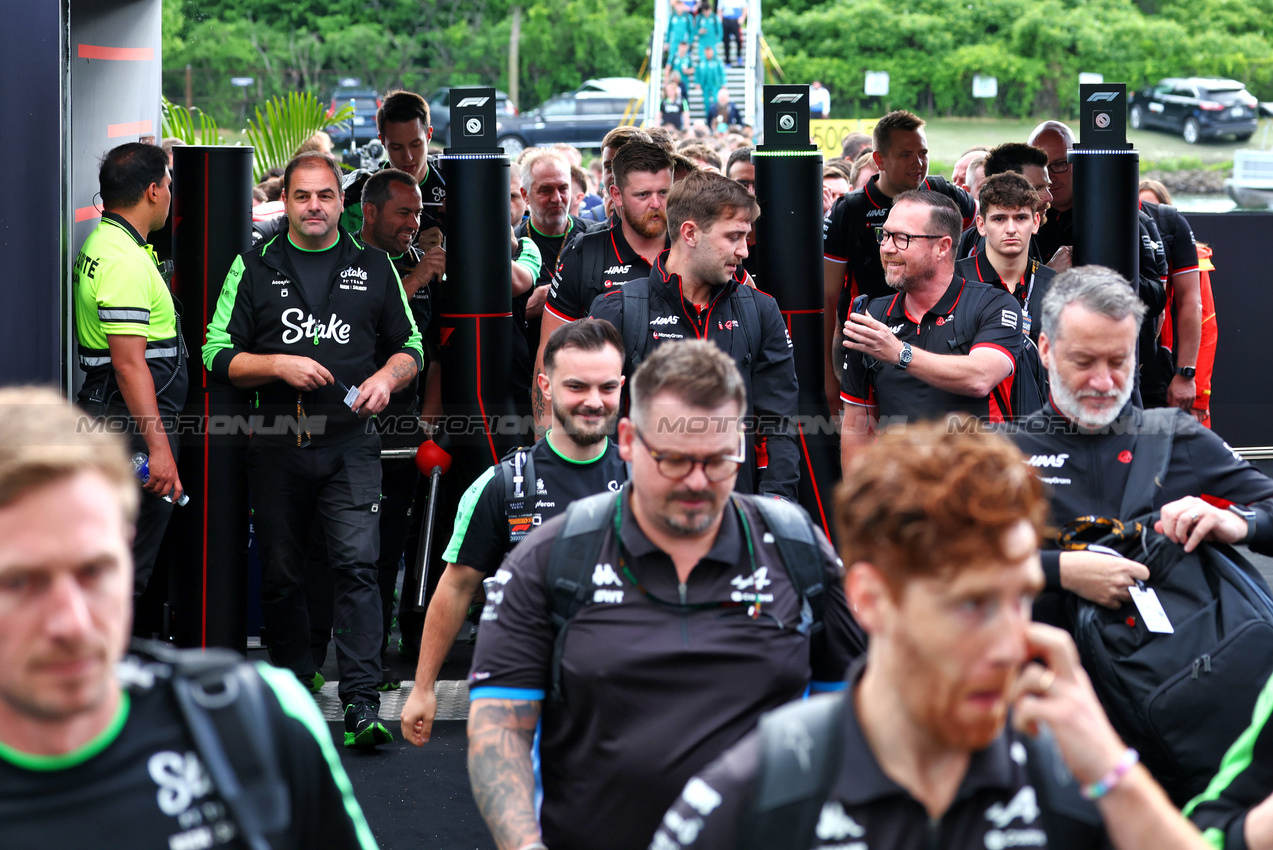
[586,233,607,306]
[741,495,825,635]
[499,447,537,543]
[620,276,652,371]
[729,284,764,368]
[546,491,620,701]
[740,691,847,850]
[1118,407,1178,519]
[135,640,289,850]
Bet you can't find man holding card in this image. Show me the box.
[1007,266,1273,613]
[204,151,422,749]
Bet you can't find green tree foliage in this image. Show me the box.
[165,0,1273,124]
[246,92,354,180]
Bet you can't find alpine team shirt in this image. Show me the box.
[468,487,863,850]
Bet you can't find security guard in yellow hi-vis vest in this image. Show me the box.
[73,142,187,632]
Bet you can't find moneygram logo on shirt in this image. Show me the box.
[281,308,352,344]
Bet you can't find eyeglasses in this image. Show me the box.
[875,228,944,250]
[632,425,745,482]
[1047,160,1071,174]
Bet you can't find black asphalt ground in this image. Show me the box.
[250,629,494,850]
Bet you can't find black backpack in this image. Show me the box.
[851,285,1048,419]
[738,690,1104,849]
[130,640,290,850]
[542,490,827,703]
[1060,409,1273,805]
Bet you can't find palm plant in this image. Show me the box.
[161,97,223,145]
[246,91,354,181]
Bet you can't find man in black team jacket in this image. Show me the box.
[1007,266,1273,613]
[822,110,976,412]
[203,152,422,749]
[955,172,1056,342]
[590,169,799,500]
[653,422,1210,850]
[516,148,601,425]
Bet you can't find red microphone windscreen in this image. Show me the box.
[415,440,453,476]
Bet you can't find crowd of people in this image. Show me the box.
[7,79,1267,850]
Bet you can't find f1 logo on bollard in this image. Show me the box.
[762,85,816,150]
[447,87,499,153]
[1078,83,1130,149]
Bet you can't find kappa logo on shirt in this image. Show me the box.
[815,801,867,842]
[593,562,623,587]
[592,562,625,603]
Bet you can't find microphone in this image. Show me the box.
[413,440,453,611]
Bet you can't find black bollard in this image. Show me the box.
[752,85,836,539]
[436,87,520,487]
[1071,83,1140,284]
[169,145,254,650]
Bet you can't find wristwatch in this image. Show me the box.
[896,342,913,371]
[1229,504,1258,544]
[1175,366,1197,379]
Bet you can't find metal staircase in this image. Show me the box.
[644,0,764,130]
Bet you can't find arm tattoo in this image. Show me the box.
[532,384,545,421]
[467,699,543,850]
[391,359,418,380]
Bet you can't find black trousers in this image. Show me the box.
[722,17,742,63]
[248,432,383,707]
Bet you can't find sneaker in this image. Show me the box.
[302,671,325,695]
[397,638,419,662]
[376,664,402,692]
[343,701,393,748]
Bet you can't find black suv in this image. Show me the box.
[493,78,647,157]
[1129,78,1259,144]
[327,86,381,145]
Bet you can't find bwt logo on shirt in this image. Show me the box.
[281,308,352,344]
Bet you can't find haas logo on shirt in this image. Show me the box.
[281,308,352,344]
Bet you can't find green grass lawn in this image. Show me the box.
[920,116,1271,175]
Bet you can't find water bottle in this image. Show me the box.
[131,452,190,506]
